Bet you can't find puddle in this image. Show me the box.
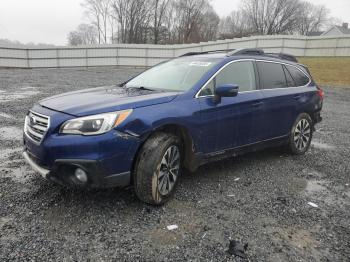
[0,126,23,141]
[304,180,349,207]
[1,166,33,183]
[0,147,22,161]
[311,141,336,150]
[0,87,40,102]
[306,170,324,179]
[0,146,35,183]
[20,86,38,90]
[0,112,14,119]
[305,180,327,194]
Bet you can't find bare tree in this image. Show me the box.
[67,24,98,46]
[169,0,217,43]
[80,0,220,44]
[219,10,252,38]
[78,0,333,44]
[297,2,329,35]
[112,0,153,43]
[152,0,170,44]
[82,0,112,44]
[243,0,303,35]
[68,31,83,46]
[198,5,220,41]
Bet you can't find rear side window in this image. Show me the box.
[257,62,286,89]
[285,65,310,86]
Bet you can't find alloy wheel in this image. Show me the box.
[157,145,180,196]
[293,119,311,151]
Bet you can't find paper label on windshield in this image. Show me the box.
[189,61,212,67]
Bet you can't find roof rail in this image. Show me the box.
[179,48,298,63]
[265,53,298,63]
[227,48,265,56]
[227,48,298,63]
[180,49,235,57]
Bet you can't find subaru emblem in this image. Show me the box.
[30,116,37,125]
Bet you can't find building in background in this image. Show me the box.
[306,31,324,37]
[322,23,350,36]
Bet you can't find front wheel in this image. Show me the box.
[133,132,182,205]
[288,113,313,155]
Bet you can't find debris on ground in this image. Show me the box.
[308,202,319,208]
[203,225,210,231]
[277,196,287,204]
[234,178,240,182]
[167,225,178,231]
[227,240,248,259]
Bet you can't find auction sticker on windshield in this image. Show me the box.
[189,61,212,67]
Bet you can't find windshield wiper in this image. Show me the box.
[126,86,155,91]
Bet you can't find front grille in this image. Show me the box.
[24,111,50,144]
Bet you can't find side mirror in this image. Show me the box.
[214,84,239,103]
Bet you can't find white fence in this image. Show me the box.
[1,35,350,68]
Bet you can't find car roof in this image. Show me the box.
[180,48,302,67]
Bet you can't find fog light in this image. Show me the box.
[75,168,88,183]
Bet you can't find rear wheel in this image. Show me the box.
[133,132,182,205]
[288,113,313,155]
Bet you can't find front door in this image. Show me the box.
[197,60,265,154]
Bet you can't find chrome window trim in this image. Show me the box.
[24,110,50,145]
[255,59,312,89]
[195,58,312,98]
[195,59,256,98]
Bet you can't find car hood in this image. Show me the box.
[39,86,179,116]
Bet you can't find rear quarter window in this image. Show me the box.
[285,65,310,86]
[283,65,296,87]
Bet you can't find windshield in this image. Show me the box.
[125,56,219,91]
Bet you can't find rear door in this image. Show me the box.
[257,61,310,139]
[197,60,265,154]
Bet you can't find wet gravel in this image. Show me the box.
[0,67,349,261]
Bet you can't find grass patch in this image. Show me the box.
[298,57,350,87]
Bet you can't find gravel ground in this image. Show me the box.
[0,67,349,261]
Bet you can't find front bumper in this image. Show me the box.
[23,151,49,178]
[22,105,141,188]
[23,150,132,188]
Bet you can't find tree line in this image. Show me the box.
[68,0,335,46]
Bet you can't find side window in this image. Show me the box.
[216,61,256,92]
[285,65,310,86]
[283,65,296,87]
[198,61,256,96]
[198,79,215,96]
[257,61,286,89]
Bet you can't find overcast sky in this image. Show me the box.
[0,0,349,45]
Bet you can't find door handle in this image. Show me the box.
[252,101,263,107]
[293,95,301,100]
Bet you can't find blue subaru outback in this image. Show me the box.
[23,48,323,205]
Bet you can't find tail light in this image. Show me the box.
[317,86,324,99]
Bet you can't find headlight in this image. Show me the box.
[60,110,132,135]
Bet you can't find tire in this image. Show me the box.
[133,132,183,205]
[288,113,313,155]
